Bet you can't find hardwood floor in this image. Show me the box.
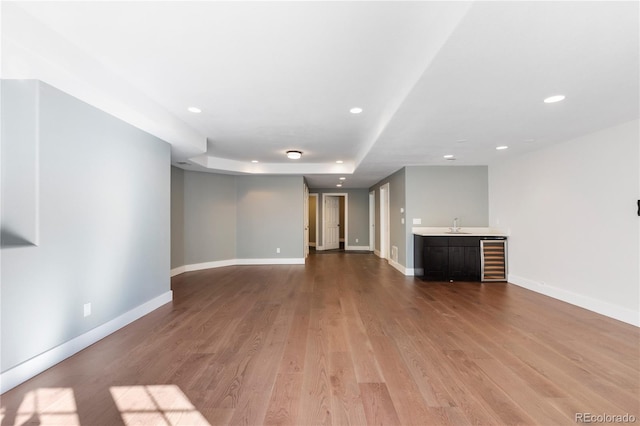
[2,252,639,425]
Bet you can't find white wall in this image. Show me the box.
[489,119,639,326]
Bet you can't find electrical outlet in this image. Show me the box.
[413,218,422,225]
[401,218,405,224]
[276,247,280,254]
[356,238,359,243]
[83,303,91,317]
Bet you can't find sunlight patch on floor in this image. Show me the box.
[10,387,80,426]
[110,385,210,426]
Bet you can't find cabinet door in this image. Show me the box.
[464,246,481,280]
[449,246,481,281]
[448,246,466,280]
[424,246,449,280]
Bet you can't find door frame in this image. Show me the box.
[369,191,375,252]
[379,183,390,259]
[321,193,348,251]
[308,193,319,248]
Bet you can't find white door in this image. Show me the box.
[325,196,340,250]
[304,183,309,258]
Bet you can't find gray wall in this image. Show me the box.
[370,166,489,270]
[309,188,370,248]
[236,176,303,259]
[405,166,488,269]
[1,81,171,372]
[171,172,304,265]
[171,167,185,269]
[183,171,237,264]
[405,166,488,228]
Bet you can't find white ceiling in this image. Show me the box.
[3,1,638,189]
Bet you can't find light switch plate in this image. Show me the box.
[413,218,422,225]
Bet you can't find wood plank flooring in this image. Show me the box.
[2,252,639,425]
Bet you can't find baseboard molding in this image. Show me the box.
[170,265,186,277]
[388,259,407,275]
[0,291,173,394]
[309,242,316,247]
[235,258,305,265]
[508,274,639,327]
[374,249,381,257]
[172,258,306,276]
[345,245,371,251]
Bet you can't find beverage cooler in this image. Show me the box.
[480,237,507,282]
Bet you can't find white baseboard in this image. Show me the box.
[235,258,305,265]
[316,245,325,251]
[184,259,237,273]
[345,245,371,251]
[508,274,639,327]
[0,291,173,394]
[374,249,381,257]
[388,259,407,275]
[170,265,186,277]
[171,258,306,276]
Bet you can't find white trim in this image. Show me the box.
[171,258,306,276]
[388,259,407,275]
[0,291,173,394]
[374,249,381,257]
[184,259,237,272]
[316,245,326,251]
[309,242,317,247]
[170,265,186,277]
[235,258,305,265]
[508,274,640,327]
[345,245,371,251]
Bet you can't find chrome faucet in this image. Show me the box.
[452,217,459,233]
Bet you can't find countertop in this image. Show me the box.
[412,227,508,237]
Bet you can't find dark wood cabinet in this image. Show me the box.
[422,236,480,281]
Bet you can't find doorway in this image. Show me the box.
[321,193,348,251]
[308,193,318,251]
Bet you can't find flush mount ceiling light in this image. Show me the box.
[339,177,346,180]
[443,154,455,159]
[187,106,202,113]
[251,160,259,163]
[543,95,565,103]
[336,184,343,187]
[286,150,302,160]
[336,160,344,164]
[349,107,363,114]
[496,145,509,150]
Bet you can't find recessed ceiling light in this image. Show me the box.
[543,95,565,103]
[443,154,455,159]
[339,177,346,180]
[336,160,344,164]
[336,184,342,187]
[187,106,202,113]
[456,139,467,143]
[349,107,363,114]
[251,160,259,163]
[286,150,302,160]
[496,146,509,150]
